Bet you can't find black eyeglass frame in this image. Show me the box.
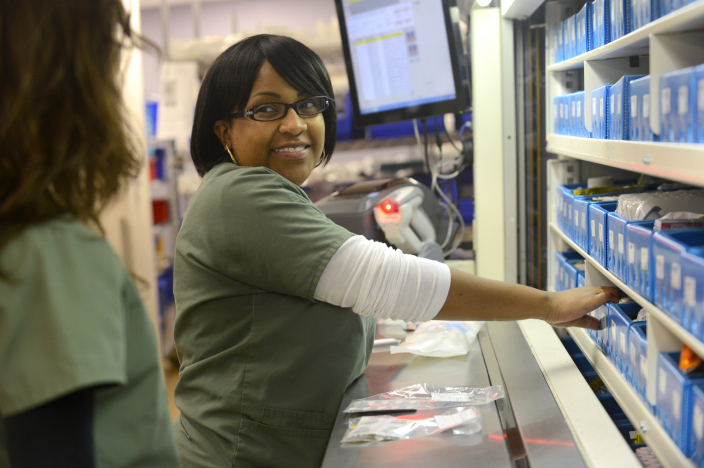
[229,96,331,122]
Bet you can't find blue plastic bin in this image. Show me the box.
[607,212,632,281]
[682,248,704,338]
[607,302,641,373]
[660,67,697,143]
[696,64,704,143]
[628,321,648,400]
[610,0,628,42]
[652,229,704,324]
[690,384,704,465]
[657,351,704,454]
[610,75,647,140]
[626,220,656,301]
[592,85,612,139]
[592,0,611,49]
[629,75,654,142]
[590,202,618,268]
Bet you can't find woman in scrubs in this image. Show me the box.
[0,1,180,467]
[173,34,617,468]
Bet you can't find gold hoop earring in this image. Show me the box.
[225,144,239,165]
[315,149,325,168]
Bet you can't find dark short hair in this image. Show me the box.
[191,34,337,177]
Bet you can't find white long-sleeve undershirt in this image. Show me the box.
[314,235,451,322]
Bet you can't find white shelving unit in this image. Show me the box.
[545,1,704,466]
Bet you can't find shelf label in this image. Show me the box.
[599,223,604,243]
[641,248,649,270]
[620,331,626,354]
[630,342,636,366]
[678,85,688,115]
[643,94,650,118]
[659,368,666,394]
[611,319,616,341]
[695,405,704,440]
[574,210,579,227]
[617,93,622,115]
[641,355,647,381]
[685,276,696,307]
[581,211,586,229]
[593,97,597,116]
[609,230,614,250]
[662,87,671,115]
[591,219,596,237]
[618,233,624,254]
[610,94,615,115]
[674,391,681,421]
[656,255,665,280]
[628,242,635,264]
[631,95,638,118]
[577,99,581,117]
[672,262,682,290]
[600,98,604,117]
[699,80,704,111]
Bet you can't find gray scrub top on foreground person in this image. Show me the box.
[172,163,377,468]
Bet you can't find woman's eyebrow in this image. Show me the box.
[253,90,309,99]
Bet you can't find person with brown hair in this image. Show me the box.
[0,1,180,467]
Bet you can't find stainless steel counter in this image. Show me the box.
[321,321,587,468]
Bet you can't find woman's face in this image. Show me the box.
[215,61,325,186]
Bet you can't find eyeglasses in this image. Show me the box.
[230,96,330,122]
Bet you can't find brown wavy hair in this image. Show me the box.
[0,0,152,269]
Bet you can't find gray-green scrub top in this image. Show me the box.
[0,217,180,467]
[172,163,377,468]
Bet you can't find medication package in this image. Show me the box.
[389,320,485,357]
[616,189,704,221]
[340,406,482,444]
[343,383,505,413]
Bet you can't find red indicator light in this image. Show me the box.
[380,200,399,213]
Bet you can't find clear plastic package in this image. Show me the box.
[343,383,504,413]
[616,189,704,221]
[340,407,481,444]
[389,321,485,357]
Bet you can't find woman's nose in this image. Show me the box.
[278,107,306,135]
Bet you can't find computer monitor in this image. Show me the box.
[334,0,471,128]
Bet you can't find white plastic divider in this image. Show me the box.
[567,326,695,468]
[546,135,704,187]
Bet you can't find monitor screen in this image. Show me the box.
[335,0,470,127]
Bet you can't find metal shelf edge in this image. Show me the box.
[568,327,695,468]
[549,222,704,358]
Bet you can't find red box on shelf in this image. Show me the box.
[152,199,169,224]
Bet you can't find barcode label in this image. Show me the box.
[641,248,649,270]
[678,85,688,115]
[662,88,671,115]
[432,393,472,402]
[618,233,624,254]
[611,319,616,341]
[609,230,614,250]
[695,405,704,440]
[572,101,576,117]
[631,95,638,117]
[577,100,582,117]
[600,98,604,117]
[581,212,586,229]
[641,355,648,380]
[699,80,704,111]
[574,210,579,227]
[618,93,622,115]
[435,409,477,431]
[620,331,626,353]
[672,263,682,290]
[591,219,596,237]
[674,391,681,420]
[644,94,650,118]
[659,368,666,394]
[610,94,615,114]
[656,255,665,279]
[685,276,696,307]
[630,342,636,365]
[599,223,604,242]
[628,242,635,264]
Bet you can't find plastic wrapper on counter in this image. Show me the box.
[343,383,504,413]
[340,407,481,444]
[389,321,485,357]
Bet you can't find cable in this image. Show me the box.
[421,117,429,175]
[443,119,462,153]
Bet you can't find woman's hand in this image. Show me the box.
[544,286,620,330]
